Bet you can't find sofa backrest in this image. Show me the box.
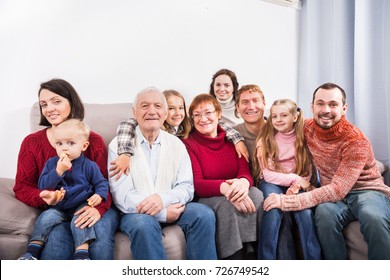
[30,102,133,147]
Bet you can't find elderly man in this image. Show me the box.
[108,87,217,260]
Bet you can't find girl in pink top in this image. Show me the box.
[254,99,321,259]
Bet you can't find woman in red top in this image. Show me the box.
[13,78,119,259]
[182,94,263,259]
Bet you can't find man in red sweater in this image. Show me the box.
[263,82,390,259]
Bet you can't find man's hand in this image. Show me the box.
[263,193,282,211]
[166,203,185,223]
[109,154,131,181]
[136,194,163,216]
[234,141,249,162]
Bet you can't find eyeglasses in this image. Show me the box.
[192,110,216,120]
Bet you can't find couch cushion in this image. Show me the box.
[0,178,41,235]
[343,221,368,260]
[114,225,186,260]
[0,233,30,260]
[30,102,133,147]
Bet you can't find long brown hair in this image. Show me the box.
[252,99,312,184]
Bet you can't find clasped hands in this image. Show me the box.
[221,178,256,213]
[263,178,313,211]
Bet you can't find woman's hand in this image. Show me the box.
[109,154,131,181]
[231,196,256,213]
[234,141,249,162]
[225,178,250,202]
[263,193,282,211]
[74,206,101,229]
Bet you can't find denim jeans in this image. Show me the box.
[258,181,321,260]
[40,206,120,260]
[30,207,96,248]
[315,190,390,259]
[120,202,217,260]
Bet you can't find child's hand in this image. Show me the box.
[286,183,301,195]
[56,153,72,176]
[298,178,311,191]
[109,154,131,181]
[234,141,249,162]
[87,194,102,207]
[40,188,65,206]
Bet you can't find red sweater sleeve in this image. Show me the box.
[14,132,50,209]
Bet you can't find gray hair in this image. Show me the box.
[133,86,167,110]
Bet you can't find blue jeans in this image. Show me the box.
[119,202,217,260]
[258,181,321,260]
[40,206,120,260]
[31,206,95,248]
[315,190,390,259]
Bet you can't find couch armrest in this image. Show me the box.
[0,178,41,235]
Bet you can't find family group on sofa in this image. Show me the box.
[13,69,390,260]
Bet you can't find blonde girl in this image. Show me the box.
[254,99,321,260]
[162,90,191,138]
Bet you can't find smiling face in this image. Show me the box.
[270,104,298,133]
[311,87,347,129]
[213,74,234,101]
[39,89,71,127]
[236,90,265,124]
[166,95,185,127]
[133,90,167,135]
[192,101,221,138]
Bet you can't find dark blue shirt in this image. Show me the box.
[38,154,108,210]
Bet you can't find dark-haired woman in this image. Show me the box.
[13,78,119,259]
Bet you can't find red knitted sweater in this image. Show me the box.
[182,126,253,198]
[13,129,112,216]
[280,116,390,211]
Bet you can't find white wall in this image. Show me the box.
[0,0,299,179]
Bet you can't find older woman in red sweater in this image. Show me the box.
[182,94,263,259]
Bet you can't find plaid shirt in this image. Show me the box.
[116,118,137,155]
[116,118,244,155]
